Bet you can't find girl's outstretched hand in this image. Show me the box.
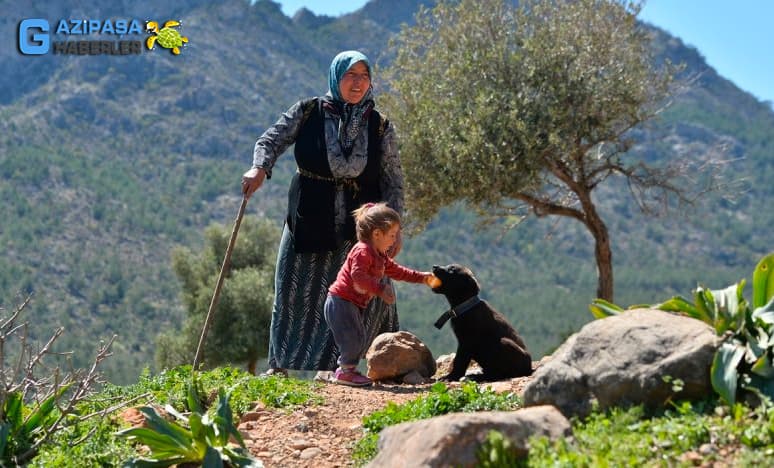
[424,274,441,288]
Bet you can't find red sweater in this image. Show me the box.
[329,242,426,309]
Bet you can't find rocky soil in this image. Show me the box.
[237,376,533,467]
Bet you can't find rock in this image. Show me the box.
[118,407,145,428]
[402,370,430,385]
[289,438,313,450]
[367,406,571,467]
[239,409,271,424]
[523,309,718,418]
[366,331,436,380]
[434,353,455,378]
[433,353,482,379]
[300,447,322,460]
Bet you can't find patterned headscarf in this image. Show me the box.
[327,50,374,155]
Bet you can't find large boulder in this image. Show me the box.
[523,309,718,418]
[367,406,571,467]
[366,331,436,381]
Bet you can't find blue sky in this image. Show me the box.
[274,0,774,105]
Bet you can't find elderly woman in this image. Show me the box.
[241,50,405,376]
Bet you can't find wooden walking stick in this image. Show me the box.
[193,195,248,371]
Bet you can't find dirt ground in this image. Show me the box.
[237,376,533,468]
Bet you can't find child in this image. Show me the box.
[325,202,436,386]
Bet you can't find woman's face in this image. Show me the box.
[339,61,370,104]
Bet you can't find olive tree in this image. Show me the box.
[382,0,704,301]
[155,216,278,373]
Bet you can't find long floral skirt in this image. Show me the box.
[266,225,399,370]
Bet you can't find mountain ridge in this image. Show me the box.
[2,0,773,383]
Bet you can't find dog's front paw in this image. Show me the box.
[437,373,462,382]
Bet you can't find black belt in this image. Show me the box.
[297,168,360,197]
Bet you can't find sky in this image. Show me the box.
[274,0,774,106]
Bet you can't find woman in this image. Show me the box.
[241,50,405,375]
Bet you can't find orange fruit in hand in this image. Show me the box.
[427,276,442,288]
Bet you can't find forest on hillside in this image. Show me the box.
[1,0,773,384]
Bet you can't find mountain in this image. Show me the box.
[2,0,773,384]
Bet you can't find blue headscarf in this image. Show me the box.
[326,50,374,154]
[328,50,371,103]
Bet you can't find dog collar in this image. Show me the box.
[434,295,481,329]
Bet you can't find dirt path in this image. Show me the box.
[237,377,531,467]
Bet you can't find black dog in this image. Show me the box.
[431,264,532,382]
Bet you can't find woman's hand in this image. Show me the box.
[241,167,266,199]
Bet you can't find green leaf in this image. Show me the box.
[0,422,10,456]
[711,342,745,405]
[122,455,186,468]
[694,286,717,324]
[744,374,774,401]
[711,283,744,334]
[751,297,774,326]
[202,446,224,468]
[24,383,72,435]
[138,407,193,449]
[222,446,264,467]
[163,404,188,424]
[215,389,244,447]
[653,296,705,321]
[589,298,623,319]
[752,253,774,309]
[187,372,205,414]
[4,392,23,432]
[750,353,774,378]
[118,427,194,459]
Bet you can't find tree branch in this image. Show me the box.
[514,192,585,223]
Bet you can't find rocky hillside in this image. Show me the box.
[2,0,773,383]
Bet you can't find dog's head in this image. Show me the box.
[431,264,480,304]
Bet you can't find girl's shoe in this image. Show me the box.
[333,367,372,387]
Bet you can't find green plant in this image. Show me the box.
[527,399,774,466]
[32,367,318,467]
[1,385,70,462]
[0,296,116,465]
[118,385,262,467]
[476,430,522,467]
[589,253,774,405]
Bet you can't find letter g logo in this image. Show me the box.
[19,19,50,55]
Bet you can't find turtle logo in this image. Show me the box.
[145,20,188,55]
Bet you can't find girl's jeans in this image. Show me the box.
[324,294,366,367]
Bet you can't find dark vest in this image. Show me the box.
[286,98,387,253]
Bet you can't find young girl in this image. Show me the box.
[325,202,436,386]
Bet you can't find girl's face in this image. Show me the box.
[339,61,370,104]
[371,223,399,255]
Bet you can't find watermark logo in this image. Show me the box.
[145,20,188,55]
[19,18,50,55]
[17,17,188,57]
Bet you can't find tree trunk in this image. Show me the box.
[578,192,614,301]
[592,222,614,302]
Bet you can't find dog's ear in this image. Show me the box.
[461,266,480,292]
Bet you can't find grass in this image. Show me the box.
[525,399,774,466]
[30,365,320,468]
[24,366,774,467]
[349,383,774,467]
